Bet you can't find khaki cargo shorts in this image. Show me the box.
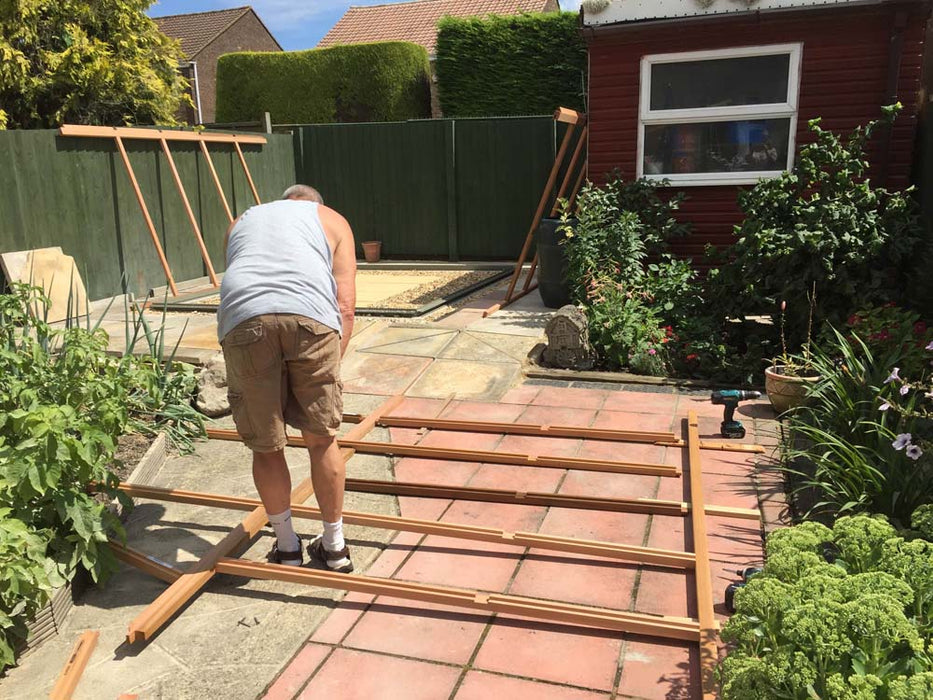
[221,314,343,452]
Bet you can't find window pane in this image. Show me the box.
[643,119,791,175]
[649,54,791,110]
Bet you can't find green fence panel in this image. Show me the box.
[0,130,295,299]
[295,121,450,257]
[292,116,558,260]
[454,117,556,259]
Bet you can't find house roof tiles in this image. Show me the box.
[153,6,259,58]
[318,0,554,54]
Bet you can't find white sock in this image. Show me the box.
[323,519,345,552]
[268,510,301,563]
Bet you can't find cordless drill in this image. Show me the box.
[710,390,762,439]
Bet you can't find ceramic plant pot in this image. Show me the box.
[764,365,819,415]
[362,241,381,263]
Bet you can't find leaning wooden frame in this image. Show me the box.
[485,106,589,317]
[58,125,267,297]
[114,400,732,692]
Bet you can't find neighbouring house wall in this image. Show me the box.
[194,12,281,123]
[586,2,930,259]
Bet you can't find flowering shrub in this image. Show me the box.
[720,514,933,699]
[845,303,933,379]
[878,339,933,469]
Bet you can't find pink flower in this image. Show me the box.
[648,348,657,355]
[926,341,933,351]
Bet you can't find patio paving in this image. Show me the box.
[2,273,779,699]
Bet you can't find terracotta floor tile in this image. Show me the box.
[467,463,565,493]
[393,457,480,487]
[646,514,686,552]
[531,386,608,410]
[558,470,659,501]
[499,434,581,458]
[617,639,699,699]
[698,471,759,510]
[538,507,650,545]
[342,596,489,664]
[517,404,598,427]
[396,495,451,521]
[699,451,759,477]
[440,400,527,422]
[418,430,503,451]
[387,426,424,445]
[395,535,521,590]
[298,648,460,700]
[441,499,548,538]
[309,593,373,645]
[634,568,691,619]
[576,440,676,467]
[263,643,331,700]
[590,410,676,433]
[393,396,451,418]
[500,385,541,404]
[509,552,638,609]
[601,391,679,415]
[455,671,610,700]
[473,620,623,690]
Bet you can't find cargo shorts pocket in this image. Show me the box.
[227,391,255,441]
[223,321,276,379]
[295,318,339,361]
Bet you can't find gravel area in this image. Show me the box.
[174,270,502,311]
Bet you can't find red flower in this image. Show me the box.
[848,314,860,326]
[914,322,927,336]
[686,353,699,362]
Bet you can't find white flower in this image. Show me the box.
[900,384,910,396]
[906,444,923,461]
[892,433,912,451]
[926,340,933,351]
[884,367,901,384]
[879,402,891,411]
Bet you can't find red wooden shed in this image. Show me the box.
[582,0,932,258]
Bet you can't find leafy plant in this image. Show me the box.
[0,0,189,129]
[782,327,932,524]
[844,304,933,379]
[720,513,933,699]
[710,105,923,347]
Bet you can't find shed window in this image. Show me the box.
[639,44,802,186]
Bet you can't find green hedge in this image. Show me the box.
[436,13,586,118]
[215,42,431,123]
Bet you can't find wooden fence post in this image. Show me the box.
[445,120,459,262]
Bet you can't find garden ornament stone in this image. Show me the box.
[543,305,595,370]
[196,353,230,417]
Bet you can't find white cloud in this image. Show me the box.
[561,0,583,10]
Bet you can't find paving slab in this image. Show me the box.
[407,358,521,400]
[355,325,458,358]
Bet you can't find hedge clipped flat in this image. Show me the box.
[436,12,586,118]
[216,42,431,124]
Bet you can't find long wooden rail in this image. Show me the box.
[118,483,696,569]
[206,428,681,478]
[213,559,702,642]
[49,630,99,700]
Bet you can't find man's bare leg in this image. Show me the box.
[253,449,301,563]
[303,432,351,569]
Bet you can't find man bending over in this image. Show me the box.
[218,184,356,571]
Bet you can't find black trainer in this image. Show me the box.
[307,535,354,573]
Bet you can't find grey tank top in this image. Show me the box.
[217,200,342,341]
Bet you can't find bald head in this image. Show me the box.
[282,184,323,203]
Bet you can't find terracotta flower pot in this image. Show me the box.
[362,241,381,263]
[764,365,819,415]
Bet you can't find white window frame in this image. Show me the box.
[637,43,803,187]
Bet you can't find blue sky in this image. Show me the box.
[148,1,581,51]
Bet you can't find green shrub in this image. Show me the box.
[435,13,586,118]
[720,513,933,699]
[843,304,933,378]
[216,42,431,124]
[709,106,923,346]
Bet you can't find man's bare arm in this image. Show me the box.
[223,216,239,258]
[320,207,357,356]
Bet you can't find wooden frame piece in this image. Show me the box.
[234,142,262,205]
[109,540,183,584]
[214,558,702,641]
[59,124,266,144]
[118,483,696,569]
[340,478,760,520]
[205,428,682,478]
[686,412,720,699]
[199,141,234,224]
[159,138,219,287]
[125,394,406,644]
[491,107,582,315]
[49,630,99,700]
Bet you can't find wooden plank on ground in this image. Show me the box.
[49,630,98,700]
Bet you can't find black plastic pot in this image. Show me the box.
[536,217,572,309]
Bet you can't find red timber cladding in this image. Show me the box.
[585,2,930,259]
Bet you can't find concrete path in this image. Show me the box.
[1,275,778,699]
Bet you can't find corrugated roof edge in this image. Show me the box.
[583,0,921,28]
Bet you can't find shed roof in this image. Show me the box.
[318,0,555,54]
[583,0,908,28]
[153,6,280,58]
